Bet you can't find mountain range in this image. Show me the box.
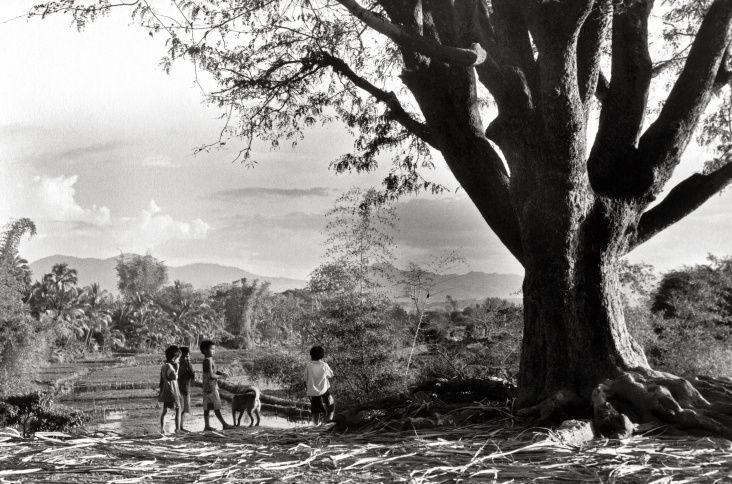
[29,255,308,294]
[28,255,524,302]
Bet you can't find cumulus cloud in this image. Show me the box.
[9,174,112,226]
[0,171,211,260]
[135,199,210,240]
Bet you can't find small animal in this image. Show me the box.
[232,387,261,427]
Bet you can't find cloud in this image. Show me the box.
[135,199,210,240]
[0,170,211,261]
[141,155,174,167]
[394,197,492,250]
[390,196,523,274]
[209,187,334,201]
[54,141,124,161]
[9,174,113,226]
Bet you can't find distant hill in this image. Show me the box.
[28,255,524,303]
[28,255,307,294]
[377,266,523,304]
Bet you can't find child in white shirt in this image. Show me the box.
[304,345,335,425]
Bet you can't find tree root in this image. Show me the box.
[519,370,732,440]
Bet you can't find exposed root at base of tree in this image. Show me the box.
[520,370,732,441]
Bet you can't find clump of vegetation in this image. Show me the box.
[0,218,53,396]
[245,348,307,400]
[414,298,523,383]
[0,391,90,437]
[624,256,732,379]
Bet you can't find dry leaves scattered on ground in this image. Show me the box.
[1,421,731,483]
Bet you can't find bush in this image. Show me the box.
[244,348,307,400]
[414,299,523,383]
[311,294,413,405]
[0,391,90,437]
[626,303,732,379]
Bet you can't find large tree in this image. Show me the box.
[28,0,732,436]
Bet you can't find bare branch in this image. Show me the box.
[318,52,434,147]
[334,0,486,66]
[629,161,732,251]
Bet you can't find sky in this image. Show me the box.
[1,2,731,281]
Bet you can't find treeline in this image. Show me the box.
[3,189,731,408]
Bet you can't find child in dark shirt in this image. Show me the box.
[177,346,196,432]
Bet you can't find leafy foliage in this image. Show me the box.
[623,255,732,378]
[210,279,270,349]
[0,219,50,396]
[245,348,308,400]
[415,298,523,383]
[116,254,168,297]
[0,391,90,437]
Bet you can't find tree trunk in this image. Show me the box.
[517,204,650,411]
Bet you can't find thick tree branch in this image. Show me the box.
[334,0,486,66]
[577,0,612,105]
[636,0,732,193]
[317,52,435,148]
[520,0,595,166]
[595,70,610,102]
[715,42,732,89]
[587,0,654,198]
[445,137,524,265]
[482,0,539,108]
[628,161,732,251]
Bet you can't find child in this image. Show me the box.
[159,345,182,433]
[200,340,236,431]
[304,345,335,426]
[177,346,196,432]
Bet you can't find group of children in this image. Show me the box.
[158,341,336,433]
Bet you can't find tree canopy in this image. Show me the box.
[116,253,169,297]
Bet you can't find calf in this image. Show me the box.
[232,387,261,427]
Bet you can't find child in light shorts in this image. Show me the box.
[200,340,235,431]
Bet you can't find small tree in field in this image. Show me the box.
[25,0,732,436]
[116,253,168,298]
[308,189,410,403]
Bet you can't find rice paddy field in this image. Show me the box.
[38,350,304,434]
[1,351,731,482]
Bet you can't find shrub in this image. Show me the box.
[310,294,413,405]
[414,299,523,383]
[0,391,90,437]
[244,348,307,400]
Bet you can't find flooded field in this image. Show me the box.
[91,407,306,435]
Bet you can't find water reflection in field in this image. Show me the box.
[89,408,307,435]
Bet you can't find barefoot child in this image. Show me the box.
[177,346,196,432]
[200,340,235,431]
[159,345,182,433]
[304,345,335,426]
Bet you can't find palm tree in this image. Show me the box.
[42,263,79,312]
[78,283,113,349]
